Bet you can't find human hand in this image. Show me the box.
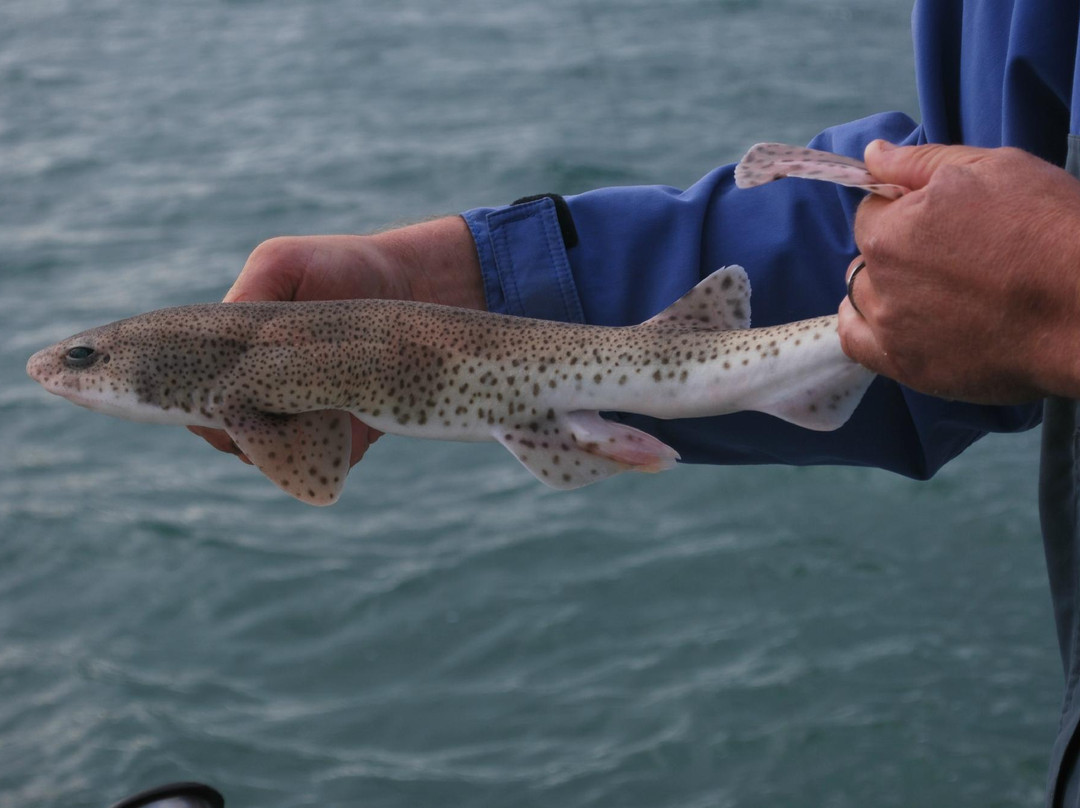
[838,141,1080,404]
[189,216,485,465]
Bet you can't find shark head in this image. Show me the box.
[28,322,164,423]
[27,306,256,426]
[27,303,355,506]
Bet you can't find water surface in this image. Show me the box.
[0,2,1056,806]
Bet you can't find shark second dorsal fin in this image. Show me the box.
[644,265,750,330]
[223,409,352,505]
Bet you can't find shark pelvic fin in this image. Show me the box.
[494,410,680,490]
[224,409,351,505]
[644,265,751,330]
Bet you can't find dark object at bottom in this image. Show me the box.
[106,782,225,808]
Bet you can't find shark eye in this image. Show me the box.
[64,346,100,368]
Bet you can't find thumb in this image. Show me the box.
[863,140,989,191]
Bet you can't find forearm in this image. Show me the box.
[230,218,485,310]
[368,216,486,311]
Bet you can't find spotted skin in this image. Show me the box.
[735,142,910,200]
[26,266,874,504]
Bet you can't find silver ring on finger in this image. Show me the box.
[847,260,866,316]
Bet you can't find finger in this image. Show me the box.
[187,426,253,464]
[852,198,880,260]
[348,418,382,467]
[863,140,992,191]
[844,255,864,284]
[837,297,891,376]
[844,255,864,314]
[843,255,882,319]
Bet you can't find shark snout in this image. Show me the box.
[26,347,53,385]
[26,345,85,398]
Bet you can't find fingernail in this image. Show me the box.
[865,140,895,160]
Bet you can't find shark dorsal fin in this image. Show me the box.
[643,265,750,331]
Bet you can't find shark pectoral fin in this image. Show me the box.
[493,411,680,490]
[223,409,351,506]
[644,265,751,330]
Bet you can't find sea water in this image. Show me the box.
[0,1,1055,806]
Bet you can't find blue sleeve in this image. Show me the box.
[462,111,1041,479]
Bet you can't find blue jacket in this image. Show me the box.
[463,0,1076,479]
[465,1,1080,804]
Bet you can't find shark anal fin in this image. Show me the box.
[494,410,680,490]
[739,320,877,431]
[644,265,751,330]
[224,409,351,505]
[759,360,876,431]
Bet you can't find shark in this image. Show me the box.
[26,143,893,505]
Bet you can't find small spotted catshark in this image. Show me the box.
[27,144,890,506]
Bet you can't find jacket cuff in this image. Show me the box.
[462,197,586,323]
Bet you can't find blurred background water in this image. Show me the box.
[0,1,1057,806]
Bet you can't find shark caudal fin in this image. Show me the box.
[734,143,909,200]
[643,265,751,330]
[494,410,680,490]
[223,409,352,505]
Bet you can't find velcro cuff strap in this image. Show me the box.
[511,193,579,249]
